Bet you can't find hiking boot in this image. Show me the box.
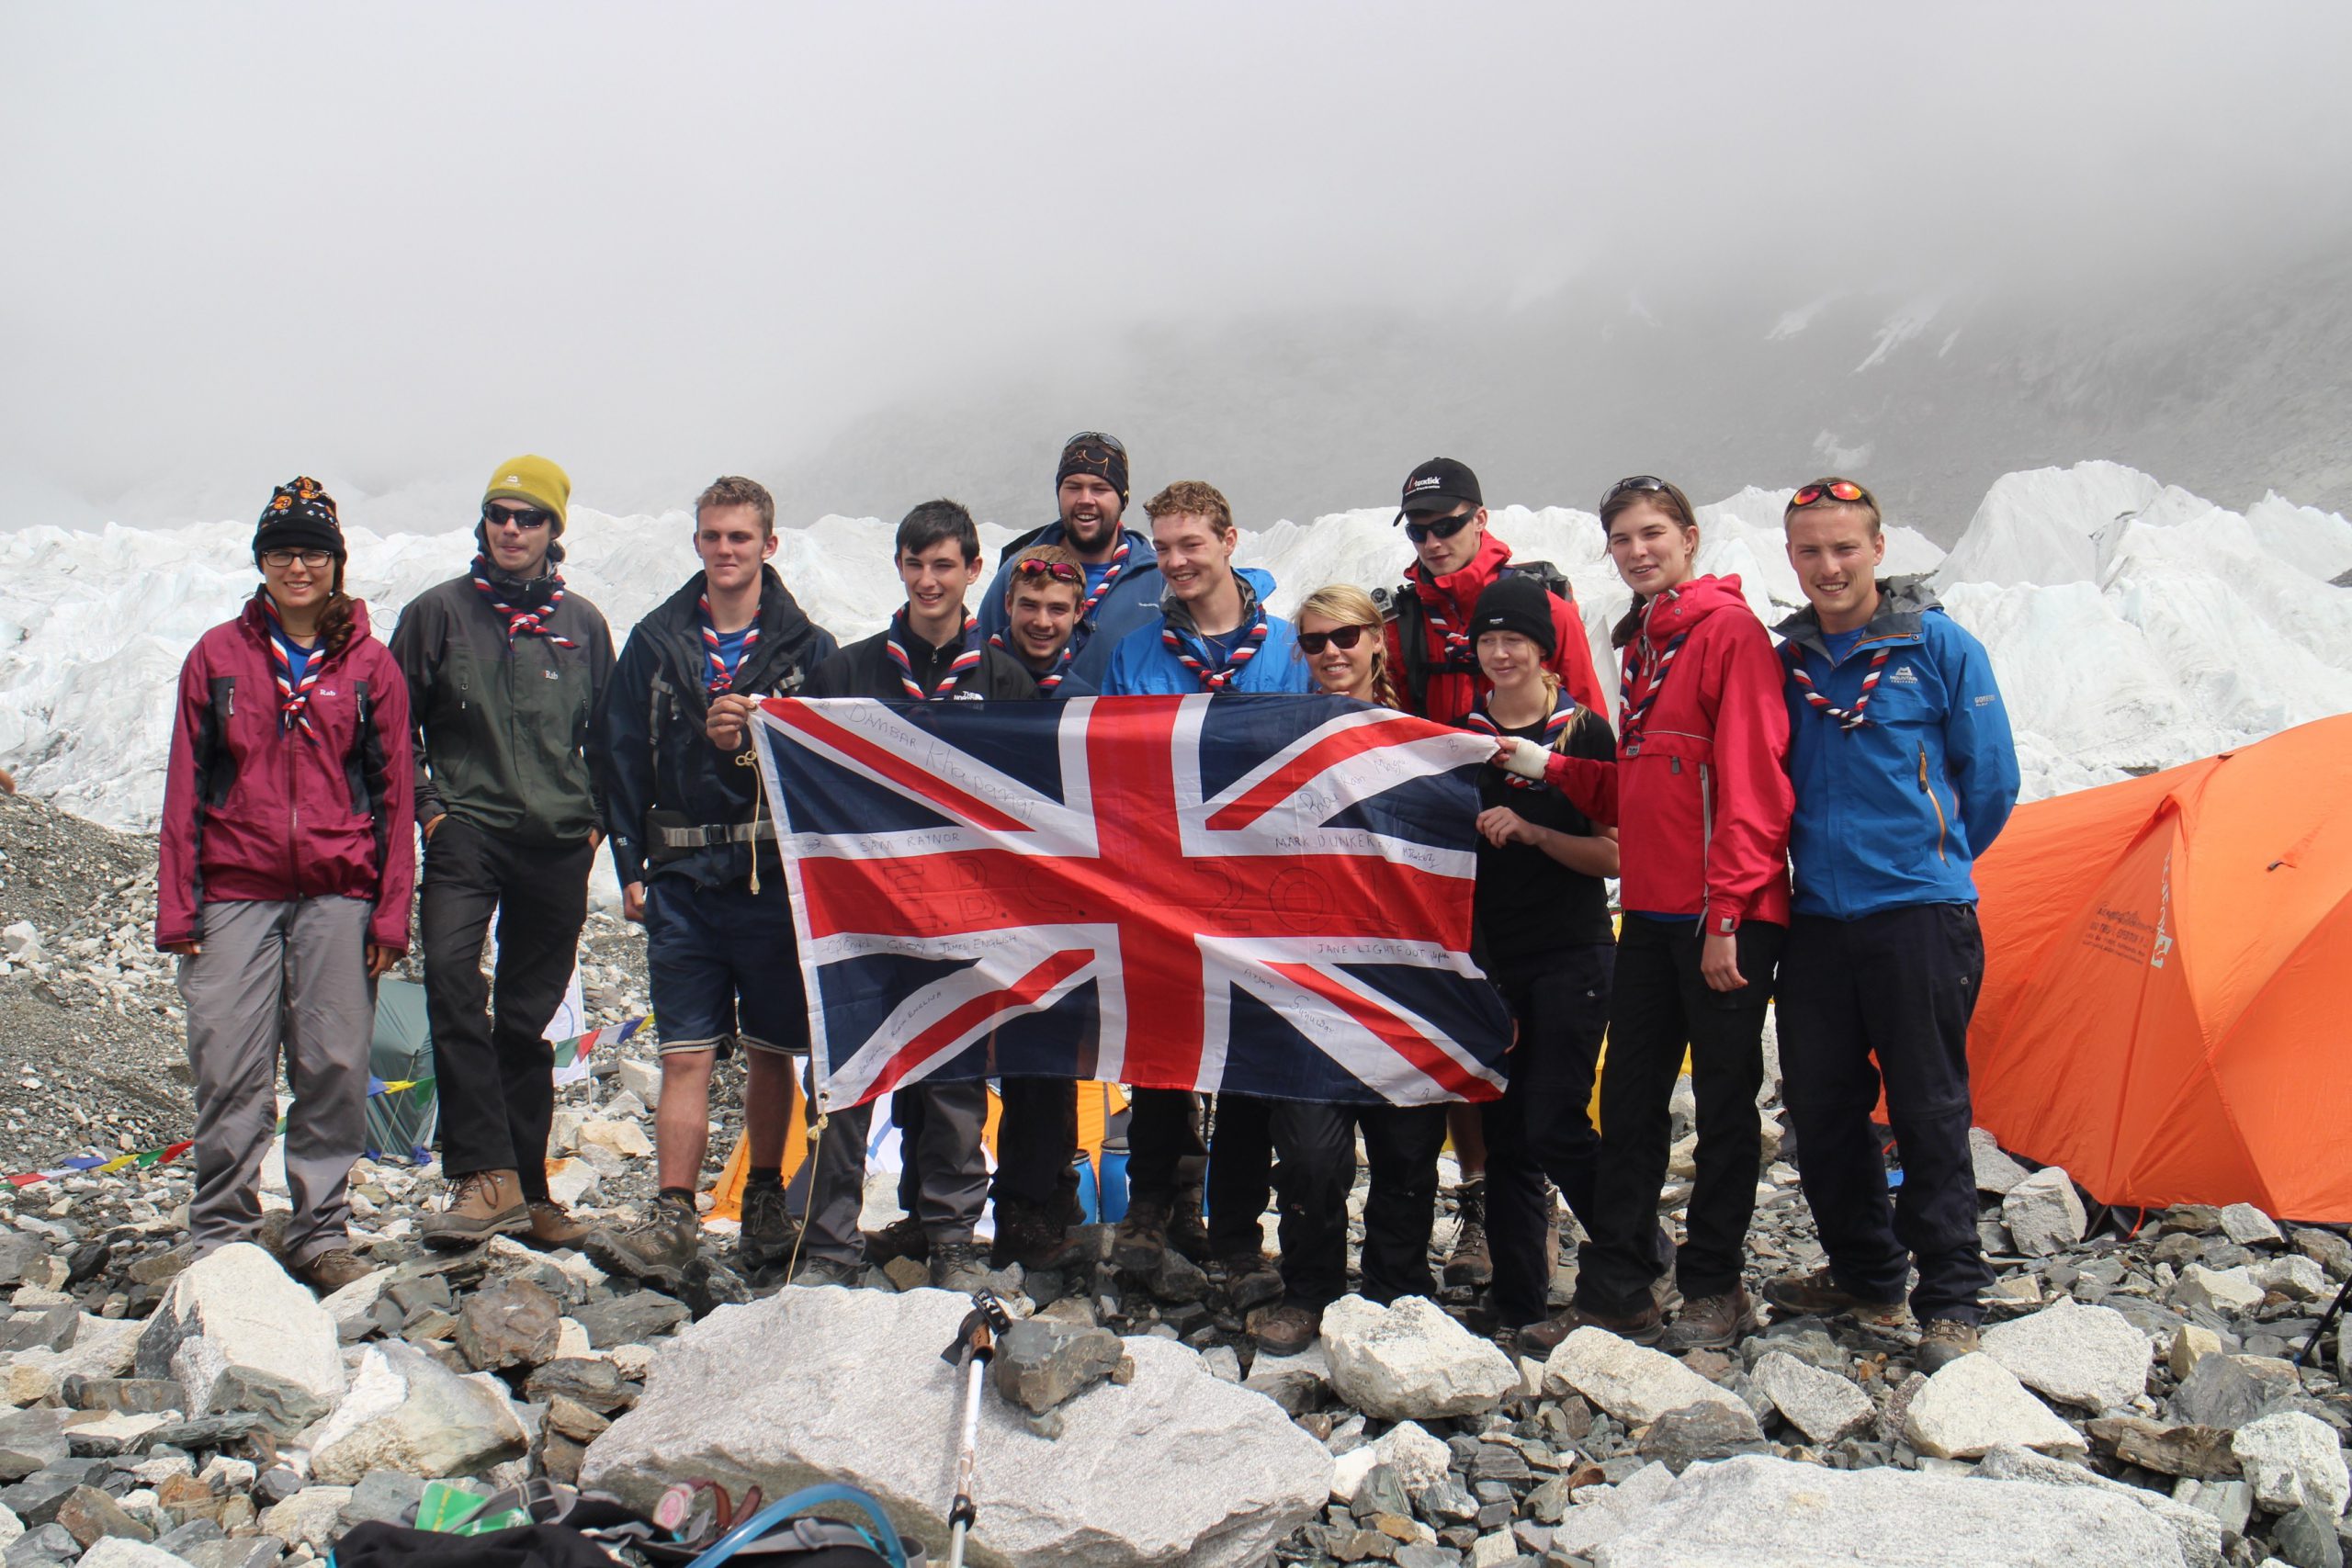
[1763,1266,1909,1327]
[1169,1186,1212,1264]
[1113,1196,1172,1273]
[1444,1178,1493,1289]
[1916,1317,1981,1373]
[1659,1285,1759,1352]
[525,1200,592,1250]
[990,1198,1071,1270]
[790,1257,861,1288]
[929,1239,989,1293]
[296,1248,375,1293]
[865,1215,930,1268]
[418,1168,531,1249]
[738,1185,801,1278]
[1249,1301,1319,1356]
[586,1192,701,1280]
[1514,1297,1666,1356]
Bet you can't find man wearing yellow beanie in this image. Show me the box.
[390,456,615,1249]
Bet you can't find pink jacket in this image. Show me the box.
[156,598,415,950]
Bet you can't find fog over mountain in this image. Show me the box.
[3,3,2348,537]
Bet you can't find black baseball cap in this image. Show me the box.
[1396,457,1483,523]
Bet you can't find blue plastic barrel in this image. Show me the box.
[1071,1152,1100,1224]
[1097,1148,1129,1224]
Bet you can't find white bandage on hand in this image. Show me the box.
[1498,739,1549,783]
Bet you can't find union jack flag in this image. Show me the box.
[751,694,1512,1111]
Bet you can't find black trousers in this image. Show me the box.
[1125,1088,1206,1208]
[1575,916,1783,1314]
[420,820,592,1201]
[1206,1096,1275,1258]
[1261,1101,1446,1310]
[1484,943,1614,1328]
[992,1077,1081,1218]
[1778,903,1991,1324]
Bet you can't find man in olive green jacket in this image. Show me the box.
[390,456,615,1248]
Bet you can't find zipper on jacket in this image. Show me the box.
[1697,761,1714,933]
[1918,743,1949,863]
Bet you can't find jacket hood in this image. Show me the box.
[1013,520,1160,575]
[1160,564,1276,632]
[237,593,375,649]
[1772,572,1941,651]
[1617,573,1751,649]
[650,565,820,651]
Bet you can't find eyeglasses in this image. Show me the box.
[260,549,334,570]
[1601,475,1674,510]
[1403,510,1477,546]
[1790,479,1872,510]
[481,504,553,531]
[1013,558,1083,584]
[1296,624,1371,655]
[1062,430,1126,457]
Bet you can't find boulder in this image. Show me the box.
[1980,1298,2154,1411]
[990,1319,1125,1416]
[133,1246,343,1436]
[2231,1411,2350,1517]
[2218,1204,2284,1247]
[1594,1453,2188,1568]
[2173,1265,2264,1318]
[1318,1296,1517,1421]
[1542,1327,1748,1427]
[1750,1351,1874,1444]
[302,1343,530,1483]
[1240,1344,1329,1416]
[2253,1255,2330,1303]
[581,1285,1329,1568]
[1634,1402,1768,1472]
[1969,1129,2030,1195]
[1975,1445,2222,1568]
[1901,1354,2087,1461]
[2003,1168,2087,1257]
[2169,1353,2300,1430]
[454,1279,561,1372]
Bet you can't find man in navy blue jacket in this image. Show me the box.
[976,432,1161,690]
[1763,477,2020,1372]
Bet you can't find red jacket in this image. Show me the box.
[1385,531,1607,724]
[1541,575,1792,930]
[156,598,415,950]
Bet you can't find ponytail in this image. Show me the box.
[254,561,356,656]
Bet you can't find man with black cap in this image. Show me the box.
[1384,457,1607,1291]
[392,456,616,1250]
[977,432,1162,690]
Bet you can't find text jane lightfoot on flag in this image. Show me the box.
[751,694,1511,1111]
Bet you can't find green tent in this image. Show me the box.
[367,977,438,1164]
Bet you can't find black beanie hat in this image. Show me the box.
[1057,432,1129,505]
[254,476,346,563]
[1470,573,1556,659]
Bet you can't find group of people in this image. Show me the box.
[155,434,2019,1371]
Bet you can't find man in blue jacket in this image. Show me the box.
[586,477,839,1285]
[1099,479,1309,1275]
[976,432,1161,690]
[1763,477,2020,1373]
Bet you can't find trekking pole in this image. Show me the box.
[939,1289,1012,1568]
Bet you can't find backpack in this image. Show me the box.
[1374,559,1573,716]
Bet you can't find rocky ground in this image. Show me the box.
[5,786,2352,1568]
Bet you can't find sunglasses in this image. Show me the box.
[260,549,334,570]
[1062,430,1126,457]
[1601,475,1675,510]
[1790,479,1872,510]
[481,504,553,531]
[1296,624,1371,655]
[1013,557,1083,584]
[1403,510,1477,546]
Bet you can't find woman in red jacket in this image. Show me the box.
[156,478,414,1293]
[1498,476,1792,1355]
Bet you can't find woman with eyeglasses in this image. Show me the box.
[156,478,414,1295]
[1492,475,1792,1356]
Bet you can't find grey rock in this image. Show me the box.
[2231,1410,2350,1515]
[2086,1416,2242,1479]
[991,1318,1125,1415]
[2294,1230,2352,1280]
[2170,1353,2300,1430]
[148,1524,220,1559]
[256,1488,353,1554]
[1320,1296,1517,1422]
[1750,1350,1874,1444]
[0,1237,46,1291]
[1,1307,76,1356]
[2174,1265,2264,1318]
[2171,1477,2253,1536]
[1542,1328,1747,1427]
[1977,1444,2222,1568]
[570,1292,688,1348]
[5,1523,77,1568]
[1634,1402,1767,1472]
[66,1541,194,1568]
[1547,1461,1677,1560]
[1969,1129,2030,1195]
[2,1473,78,1527]
[1979,1298,2154,1411]
[132,1415,263,1453]
[1350,1463,1412,1521]
[581,1284,1329,1568]
[1902,1354,2087,1461]
[2275,1504,2345,1568]
[54,1485,152,1548]
[2218,1204,2284,1247]
[336,1471,425,1528]
[64,1380,184,1416]
[0,1413,72,1483]
[453,1279,561,1372]
[1594,1453,2188,1568]
[1148,1250,1210,1303]
[179,1540,283,1568]
[523,1359,634,1415]
[301,1343,530,1484]
[134,1245,344,1437]
[2003,1168,2087,1258]
[1242,1344,1331,1416]
[2253,1255,2331,1303]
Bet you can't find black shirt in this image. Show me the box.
[803,621,1037,703]
[1473,699,1618,970]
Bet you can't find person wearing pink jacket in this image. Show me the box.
[155,477,413,1292]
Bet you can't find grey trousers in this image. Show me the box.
[799,1081,991,1265]
[176,897,374,1268]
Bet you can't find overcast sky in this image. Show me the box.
[4,1,2348,528]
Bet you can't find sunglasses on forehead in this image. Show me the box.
[1790,479,1872,510]
[1013,557,1083,584]
[1063,430,1126,457]
[1296,624,1371,655]
[1601,475,1673,510]
[481,503,554,531]
[1403,509,1477,546]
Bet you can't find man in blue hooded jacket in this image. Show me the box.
[1762,477,2021,1374]
[977,432,1161,691]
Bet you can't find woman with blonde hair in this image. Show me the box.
[1295,583,1400,708]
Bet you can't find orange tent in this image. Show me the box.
[1967,715,2352,1221]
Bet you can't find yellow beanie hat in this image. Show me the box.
[483,455,571,531]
